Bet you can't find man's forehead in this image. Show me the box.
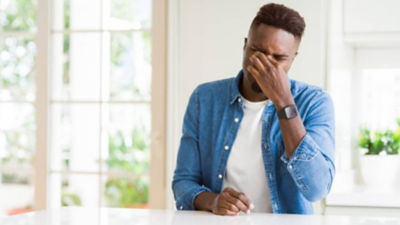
[249,24,298,54]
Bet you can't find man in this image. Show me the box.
[172,3,335,215]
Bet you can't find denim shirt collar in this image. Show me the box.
[229,70,244,105]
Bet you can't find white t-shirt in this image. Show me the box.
[222,97,272,213]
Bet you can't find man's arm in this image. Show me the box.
[247,51,335,201]
[173,88,254,215]
[273,95,306,159]
[247,51,306,158]
[172,87,213,210]
[278,93,335,201]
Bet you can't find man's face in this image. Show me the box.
[242,24,300,94]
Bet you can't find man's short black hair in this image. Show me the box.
[251,3,306,39]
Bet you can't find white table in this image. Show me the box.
[1,207,400,225]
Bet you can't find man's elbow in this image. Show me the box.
[302,177,333,202]
[303,187,329,202]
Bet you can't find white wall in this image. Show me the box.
[344,0,400,33]
[325,0,400,216]
[166,0,329,210]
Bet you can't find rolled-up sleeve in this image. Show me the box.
[280,91,335,202]
[172,87,211,210]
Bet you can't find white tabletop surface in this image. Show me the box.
[1,207,400,225]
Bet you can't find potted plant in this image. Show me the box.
[358,119,400,187]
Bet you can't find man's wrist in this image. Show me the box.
[194,191,217,212]
[274,94,295,111]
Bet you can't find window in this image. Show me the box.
[355,48,400,132]
[0,0,162,214]
[0,0,37,215]
[48,0,152,208]
[331,47,400,179]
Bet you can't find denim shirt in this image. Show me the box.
[172,70,335,214]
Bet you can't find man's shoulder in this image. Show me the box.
[290,79,329,99]
[194,77,235,99]
[290,79,333,111]
[196,77,234,91]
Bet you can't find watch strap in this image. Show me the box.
[277,104,298,120]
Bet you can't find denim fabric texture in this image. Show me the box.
[172,70,335,214]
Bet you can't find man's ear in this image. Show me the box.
[243,38,248,50]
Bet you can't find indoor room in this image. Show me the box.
[0,0,399,224]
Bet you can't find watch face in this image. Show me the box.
[284,105,298,119]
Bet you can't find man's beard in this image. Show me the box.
[251,81,263,93]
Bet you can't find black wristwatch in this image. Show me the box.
[277,104,298,120]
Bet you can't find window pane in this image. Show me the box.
[360,69,400,131]
[103,175,149,208]
[0,36,36,101]
[0,0,37,31]
[51,33,101,101]
[0,172,33,215]
[0,103,35,169]
[103,32,151,101]
[52,0,101,30]
[103,0,152,30]
[48,173,99,208]
[102,104,150,173]
[50,104,100,172]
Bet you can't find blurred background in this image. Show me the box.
[0,0,399,218]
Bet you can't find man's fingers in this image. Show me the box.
[224,192,248,212]
[237,193,252,210]
[221,200,240,213]
[246,65,260,79]
[250,53,266,73]
[220,209,239,216]
[257,52,275,71]
[225,188,252,210]
[266,54,279,66]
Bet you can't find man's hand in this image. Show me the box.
[194,187,254,216]
[247,51,306,159]
[246,51,294,110]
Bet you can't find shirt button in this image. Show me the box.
[238,98,242,103]
[218,174,223,179]
[224,145,229,150]
[269,173,273,180]
[288,165,293,170]
[234,118,239,123]
[180,206,183,210]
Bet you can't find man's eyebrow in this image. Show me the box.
[251,45,267,54]
[272,53,289,58]
[251,45,289,57]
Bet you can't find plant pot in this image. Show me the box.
[359,154,400,187]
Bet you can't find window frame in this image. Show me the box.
[34,0,167,210]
